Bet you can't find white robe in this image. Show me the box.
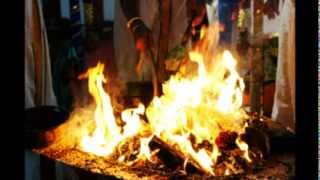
[25,0,57,179]
[25,0,57,108]
[206,0,219,25]
[272,0,295,131]
[113,0,188,86]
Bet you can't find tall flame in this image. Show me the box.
[146,24,249,174]
[79,63,121,156]
[79,62,152,162]
[67,23,251,175]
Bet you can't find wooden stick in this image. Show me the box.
[151,136,209,174]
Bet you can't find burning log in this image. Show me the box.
[150,133,253,176]
[215,131,238,151]
[150,136,205,174]
[146,118,293,177]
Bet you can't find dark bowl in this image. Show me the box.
[25,106,69,149]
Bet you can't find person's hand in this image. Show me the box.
[128,19,155,76]
[129,19,154,53]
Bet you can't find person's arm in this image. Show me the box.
[119,0,153,52]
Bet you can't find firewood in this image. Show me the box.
[215,131,238,151]
[32,116,294,179]
[150,136,209,174]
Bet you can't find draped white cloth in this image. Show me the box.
[25,0,57,108]
[272,0,295,132]
[25,0,58,179]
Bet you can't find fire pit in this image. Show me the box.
[30,24,295,179]
[32,106,294,179]
[34,146,294,179]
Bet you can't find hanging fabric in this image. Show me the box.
[25,0,57,108]
[272,0,295,132]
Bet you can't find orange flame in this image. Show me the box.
[146,24,250,174]
[78,62,153,163]
[64,23,251,175]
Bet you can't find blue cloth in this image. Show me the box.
[218,0,239,45]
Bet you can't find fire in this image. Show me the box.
[79,63,121,156]
[78,62,153,162]
[54,24,252,176]
[146,24,250,174]
[236,138,251,162]
[136,136,154,161]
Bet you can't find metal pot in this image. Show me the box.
[25,106,69,149]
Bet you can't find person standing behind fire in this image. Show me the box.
[240,0,295,131]
[224,0,295,132]
[271,0,295,132]
[113,0,207,93]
